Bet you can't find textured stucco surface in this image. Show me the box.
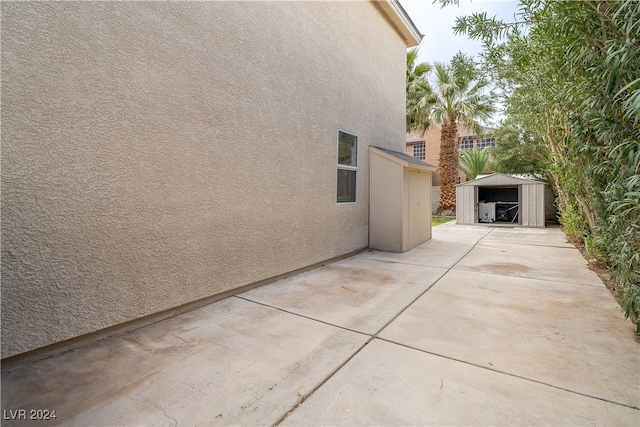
[1,1,408,358]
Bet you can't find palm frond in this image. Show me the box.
[459,147,492,179]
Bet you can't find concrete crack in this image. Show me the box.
[153,403,177,427]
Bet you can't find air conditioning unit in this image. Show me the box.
[478,202,496,223]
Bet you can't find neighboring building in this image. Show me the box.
[1,1,422,359]
[406,128,441,185]
[407,125,495,213]
[456,126,496,152]
[407,124,496,185]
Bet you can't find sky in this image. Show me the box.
[399,0,520,65]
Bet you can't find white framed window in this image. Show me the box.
[458,137,474,150]
[337,130,358,203]
[413,143,425,160]
[477,137,496,149]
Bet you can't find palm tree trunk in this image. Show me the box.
[438,120,458,215]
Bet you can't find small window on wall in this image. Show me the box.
[413,143,425,160]
[458,137,474,150]
[477,137,496,149]
[337,130,358,203]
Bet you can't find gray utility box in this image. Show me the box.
[478,202,496,223]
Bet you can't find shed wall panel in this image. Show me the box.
[521,184,545,227]
[406,169,431,250]
[521,185,530,226]
[456,185,475,225]
[370,153,404,252]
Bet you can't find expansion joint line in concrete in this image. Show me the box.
[370,227,496,337]
[451,265,607,288]
[390,226,639,412]
[271,336,375,427]
[496,242,578,249]
[256,228,501,425]
[233,295,370,338]
[376,337,640,412]
[450,226,607,288]
[232,296,375,426]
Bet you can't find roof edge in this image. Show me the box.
[372,0,422,47]
[457,172,546,186]
[371,146,436,170]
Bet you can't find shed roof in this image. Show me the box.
[458,172,545,187]
[371,146,436,170]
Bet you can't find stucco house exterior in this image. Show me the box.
[1,1,422,359]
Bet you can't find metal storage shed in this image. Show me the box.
[369,146,436,252]
[456,173,547,228]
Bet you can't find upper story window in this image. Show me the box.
[477,137,496,149]
[413,144,425,160]
[337,130,358,203]
[458,137,474,150]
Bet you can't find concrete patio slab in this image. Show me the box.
[378,268,640,408]
[240,257,448,334]
[1,297,368,426]
[480,226,575,248]
[455,240,602,285]
[281,339,640,426]
[360,224,492,268]
[3,223,638,426]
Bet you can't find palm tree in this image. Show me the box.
[426,57,495,215]
[459,147,492,180]
[406,48,433,134]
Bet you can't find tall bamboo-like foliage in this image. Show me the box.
[447,0,640,330]
[490,122,549,178]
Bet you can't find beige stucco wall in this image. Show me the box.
[1,1,411,358]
